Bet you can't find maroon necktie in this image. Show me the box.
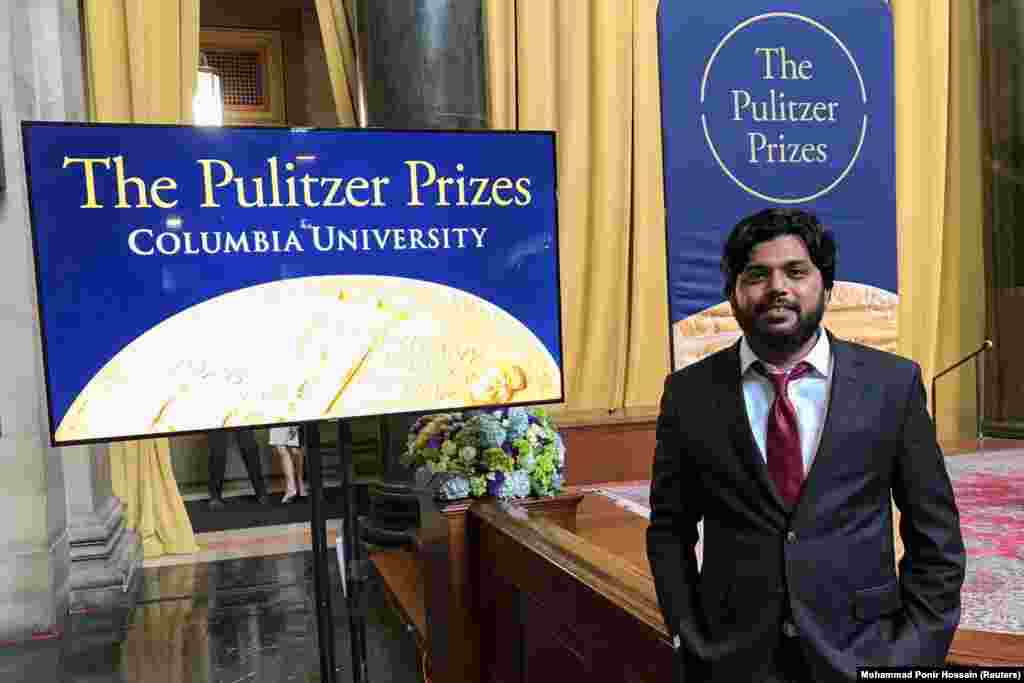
[757,361,812,506]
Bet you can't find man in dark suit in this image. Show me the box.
[647,208,965,682]
[207,428,270,508]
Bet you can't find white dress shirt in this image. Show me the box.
[739,330,833,473]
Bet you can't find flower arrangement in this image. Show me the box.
[402,406,566,501]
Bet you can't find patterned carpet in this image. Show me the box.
[946,450,1024,634]
[586,448,1024,635]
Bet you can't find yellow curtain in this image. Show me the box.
[893,0,985,442]
[83,0,200,557]
[484,0,646,413]
[487,1,986,438]
[626,0,671,407]
[121,563,208,682]
[315,0,359,126]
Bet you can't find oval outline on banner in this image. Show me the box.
[699,12,868,204]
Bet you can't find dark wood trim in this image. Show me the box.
[470,501,667,638]
[552,407,660,429]
[980,418,1024,439]
[368,549,426,647]
[373,489,1024,680]
[554,409,658,486]
[469,501,674,682]
[948,629,1024,667]
[978,0,1001,426]
[372,492,583,683]
[941,436,1023,455]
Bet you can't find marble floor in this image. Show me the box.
[6,538,422,683]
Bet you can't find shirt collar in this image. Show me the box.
[740,328,831,377]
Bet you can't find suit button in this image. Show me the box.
[782,621,798,638]
[786,531,797,544]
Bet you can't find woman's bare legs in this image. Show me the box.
[275,445,298,502]
[291,447,307,497]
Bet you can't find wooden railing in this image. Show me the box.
[553,407,659,485]
[370,487,585,683]
[467,501,674,682]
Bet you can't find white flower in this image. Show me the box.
[526,423,544,445]
[500,470,531,499]
[519,452,536,472]
[459,446,477,464]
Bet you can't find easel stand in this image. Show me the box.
[305,420,369,683]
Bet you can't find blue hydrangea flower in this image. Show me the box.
[499,470,532,499]
[475,414,507,449]
[456,413,507,449]
[440,476,471,500]
[505,407,530,439]
[408,406,565,501]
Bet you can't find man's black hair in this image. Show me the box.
[720,207,836,298]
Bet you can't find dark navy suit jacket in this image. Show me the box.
[646,333,965,682]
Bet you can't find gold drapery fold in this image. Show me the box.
[893,0,985,440]
[315,0,359,127]
[110,440,199,557]
[84,0,198,124]
[936,0,985,440]
[83,0,200,557]
[486,0,641,412]
[487,1,985,436]
[626,0,671,406]
[893,1,951,394]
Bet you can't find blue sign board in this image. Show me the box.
[22,123,563,445]
[658,2,897,368]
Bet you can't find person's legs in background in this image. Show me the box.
[276,445,298,503]
[234,429,270,504]
[292,446,307,498]
[207,431,229,508]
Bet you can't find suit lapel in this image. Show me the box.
[791,334,866,522]
[713,344,791,518]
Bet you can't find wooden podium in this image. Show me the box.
[371,492,584,683]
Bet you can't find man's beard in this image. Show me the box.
[734,290,826,356]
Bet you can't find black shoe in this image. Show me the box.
[255,493,271,505]
[208,497,226,510]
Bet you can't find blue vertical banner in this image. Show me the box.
[658,1,897,369]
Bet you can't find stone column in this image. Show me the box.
[0,1,128,676]
[353,0,490,478]
[64,442,141,646]
[356,0,489,129]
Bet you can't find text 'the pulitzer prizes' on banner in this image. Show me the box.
[22,123,564,445]
[658,1,897,370]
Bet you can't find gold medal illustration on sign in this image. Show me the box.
[55,276,561,441]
